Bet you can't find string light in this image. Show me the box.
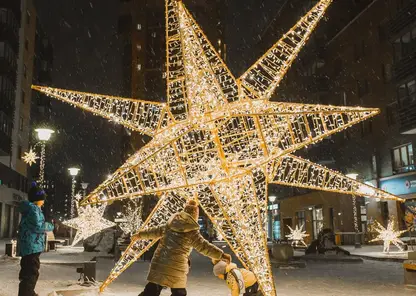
[119,199,143,235]
[286,224,309,247]
[31,0,404,294]
[22,148,39,166]
[370,219,406,253]
[38,143,46,185]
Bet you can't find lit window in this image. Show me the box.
[151,32,156,38]
[137,24,141,30]
[392,143,414,174]
[137,64,141,71]
[136,44,142,50]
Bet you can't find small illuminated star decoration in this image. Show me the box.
[63,203,115,246]
[370,219,406,253]
[286,224,309,247]
[119,199,143,235]
[22,148,39,166]
[32,1,403,294]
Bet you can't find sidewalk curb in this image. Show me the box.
[350,254,406,263]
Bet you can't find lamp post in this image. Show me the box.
[81,182,89,197]
[269,195,277,241]
[68,167,80,244]
[34,128,54,185]
[346,173,361,248]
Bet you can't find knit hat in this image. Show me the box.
[184,199,199,220]
[28,181,47,202]
[213,260,227,276]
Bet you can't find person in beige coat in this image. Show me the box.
[133,199,232,296]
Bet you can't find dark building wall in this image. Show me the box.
[0,2,20,156]
[256,0,416,234]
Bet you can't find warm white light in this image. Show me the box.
[63,203,115,246]
[35,128,54,141]
[68,167,80,176]
[370,218,406,253]
[268,195,277,203]
[286,224,309,247]
[22,148,39,166]
[119,199,143,235]
[31,1,404,295]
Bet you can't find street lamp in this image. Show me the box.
[346,173,361,248]
[36,128,54,184]
[23,128,54,185]
[35,128,54,141]
[81,182,89,197]
[68,167,80,244]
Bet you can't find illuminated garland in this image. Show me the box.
[32,0,403,294]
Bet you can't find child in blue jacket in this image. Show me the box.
[18,182,53,296]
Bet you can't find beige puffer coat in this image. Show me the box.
[138,211,224,288]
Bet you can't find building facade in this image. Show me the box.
[260,0,416,243]
[0,0,38,238]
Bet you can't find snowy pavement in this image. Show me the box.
[292,244,413,261]
[1,247,415,296]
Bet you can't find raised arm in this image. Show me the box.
[191,232,223,260]
[136,226,165,240]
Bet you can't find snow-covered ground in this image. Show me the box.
[0,245,415,296]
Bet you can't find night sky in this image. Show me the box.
[34,0,284,189]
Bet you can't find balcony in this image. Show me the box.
[389,1,416,37]
[398,94,416,134]
[393,49,416,82]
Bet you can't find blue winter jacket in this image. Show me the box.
[18,200,54,257]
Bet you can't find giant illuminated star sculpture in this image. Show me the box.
[32,0,403,294]
[63,204,115,246]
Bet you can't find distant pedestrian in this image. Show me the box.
[213,260,263,296]
[133,199,232,296]
[18,182,54,296]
